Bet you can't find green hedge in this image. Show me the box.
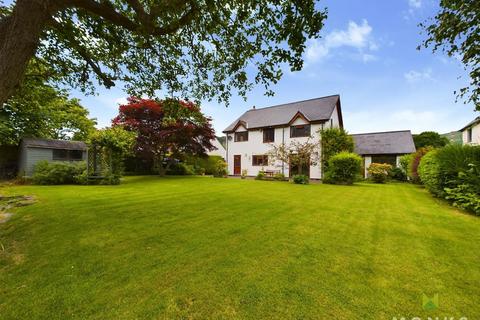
[323,152,362,185]
[293,174,309,184]
[417,149,442,196]
[32,161,86,185]
[185,155,225,175]
[418,144,480,215]
[166,162,195,175]
[408,147,433,183]
[399,154,413,180]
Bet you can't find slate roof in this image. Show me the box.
[352,130,416,155]
[223,95,342,132]
[460,116,480,131]
[22,138,87,150]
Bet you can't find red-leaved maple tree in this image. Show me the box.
[112,97,215,174]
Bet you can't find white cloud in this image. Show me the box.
[408,0,422,9]
[404,69,433,83]
[305,40,329,61]
[404,0,427,20]
[327,20,373,48]
[306,19,378,63]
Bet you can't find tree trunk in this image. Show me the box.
[0,0,60,105]
[153,154,166,176]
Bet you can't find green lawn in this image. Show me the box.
[1,176,479,319]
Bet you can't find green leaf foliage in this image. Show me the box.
[320,128,354,171]
[408,147,434,183]
[212,159,228,178]
[418,149,443,196]
[292,174,309,185]
[3,1,327,105]
[389,167,407,182]
[367,163,392,184]
[88,127,136,156]
[413,131,449,149]
[418,144,480,215]
[419,0,480,110]
[32,161,86,185]
[399,154,414,177]
[0,69,96,145]
[87,127,137,184]
[323,152,362,185]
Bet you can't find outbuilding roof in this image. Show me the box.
[460,116,480,131]
[352,130,416,155]
[223,95,342,133]
[22,138,87,150]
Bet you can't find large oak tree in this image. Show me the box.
[0,0,327,106]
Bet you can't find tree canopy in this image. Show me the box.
[413,131,449,149]
[320,128,354,171]
[420,0,480,110]
[0,0,327,106]
[0,71,96,145]
[112,97,215,175]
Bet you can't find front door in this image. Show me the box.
[234,155,241,175]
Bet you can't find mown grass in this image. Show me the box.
[0,176,479,319]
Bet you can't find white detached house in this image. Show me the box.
[222,95,343,179]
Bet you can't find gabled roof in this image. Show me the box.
[223,95,342,133]
[351,130,416,155]
[22,138,87,150]
[460,116,480,131]
[207,138,226,158]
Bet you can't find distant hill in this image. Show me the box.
[442,131,462,144]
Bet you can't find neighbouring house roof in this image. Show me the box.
[223,95,342,133]
[208,138,226,158]
[460,116,480,131]
[21,138,87,151]
[352,130,416,155]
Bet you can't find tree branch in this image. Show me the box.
[51,19,115,88]
[69,0,138,32]
[150,1,199,36]
[70,0,198,37]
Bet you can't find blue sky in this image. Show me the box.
[66,0,477,135]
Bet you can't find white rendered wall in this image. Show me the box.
[225,116,339,179]
[462,123,480,145]
[363,156,372,178]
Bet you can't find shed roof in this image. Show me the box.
[223,95,342,132]
[352,130,416,155]
[22,138,87,150]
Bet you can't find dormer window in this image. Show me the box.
[234,131,248,142]
[263,128,275,143]
[290,124,311,138]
